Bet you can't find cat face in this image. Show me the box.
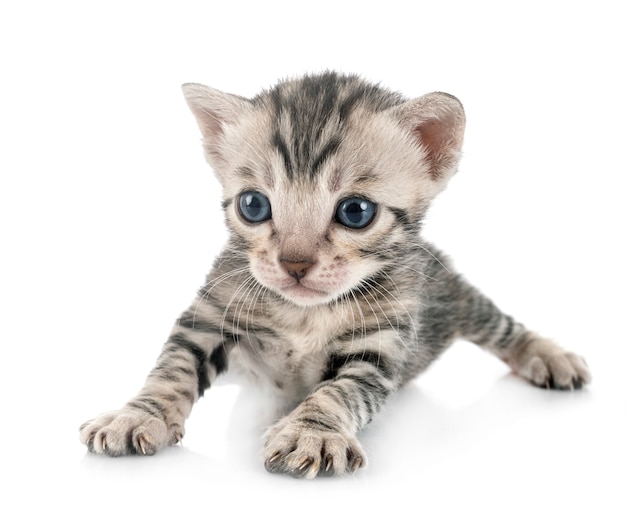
[183,73,465,307]
[234,188,383,307]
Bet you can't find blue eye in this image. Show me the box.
[238,191,272,223]
[335,197,377,229]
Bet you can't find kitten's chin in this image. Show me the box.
[278,284,336,307]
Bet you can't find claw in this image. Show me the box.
[351,457,363,473]
[138,435,147,455]
[298,457,312,471]
[268,452,280,464]
[326,457,333,472]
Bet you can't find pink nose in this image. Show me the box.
[280,258,315,281]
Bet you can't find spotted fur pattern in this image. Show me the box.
[79,72,591,478]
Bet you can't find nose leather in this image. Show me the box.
[280,258,315,281]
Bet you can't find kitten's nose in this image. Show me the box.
[280,258,316,281]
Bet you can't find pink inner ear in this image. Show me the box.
[193,106,225,142]
[415,116,454,180]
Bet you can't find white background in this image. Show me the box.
[1,1,624,513]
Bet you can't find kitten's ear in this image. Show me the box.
[392,92,465,182]
[181,83,251,167]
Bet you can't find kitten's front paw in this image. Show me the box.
[264,418,366,479]
[512,338,592,390]
[79,409,180,457]
[523,351,591,390]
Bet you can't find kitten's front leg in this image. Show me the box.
[80,309,233,456]
[263,347,398,478]
[420,247,591,390]
[449,283,592,390]
[494,332,591,390]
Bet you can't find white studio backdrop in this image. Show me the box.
[1,1,624,514]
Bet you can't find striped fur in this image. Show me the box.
[79,72,591,477]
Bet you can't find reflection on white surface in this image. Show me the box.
[10,341,621,515]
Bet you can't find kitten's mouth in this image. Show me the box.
[281,283,331,305]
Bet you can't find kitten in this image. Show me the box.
[79,72,591,478]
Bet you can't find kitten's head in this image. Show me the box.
[183,72,465,307]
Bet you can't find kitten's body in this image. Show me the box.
[80,72,590,478]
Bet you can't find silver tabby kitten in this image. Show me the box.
[80,72,591,478]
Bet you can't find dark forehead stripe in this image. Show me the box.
[260,72,405,182]
[272,131,293,180]
[311,136,342,177]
